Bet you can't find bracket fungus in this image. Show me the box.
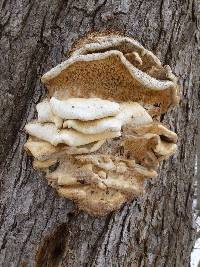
[24,34,179,216]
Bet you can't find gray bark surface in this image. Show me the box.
[0,0,199,266]
[196,122,200,211]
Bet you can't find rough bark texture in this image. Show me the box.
[0,0,199,266]
[196,123,200,211]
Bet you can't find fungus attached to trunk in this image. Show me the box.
[24,33,179,216]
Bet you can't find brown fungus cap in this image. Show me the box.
[41,34,179,113]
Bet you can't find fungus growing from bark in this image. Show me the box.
[24,33,179,216]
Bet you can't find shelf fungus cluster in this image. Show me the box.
[24,34,179,216]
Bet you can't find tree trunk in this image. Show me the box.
[0,1,199,266]
[196,123,200,212]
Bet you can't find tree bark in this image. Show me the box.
[196,123,200,212]
[0,0,199,266]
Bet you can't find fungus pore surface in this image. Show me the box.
[24,33,178,216]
